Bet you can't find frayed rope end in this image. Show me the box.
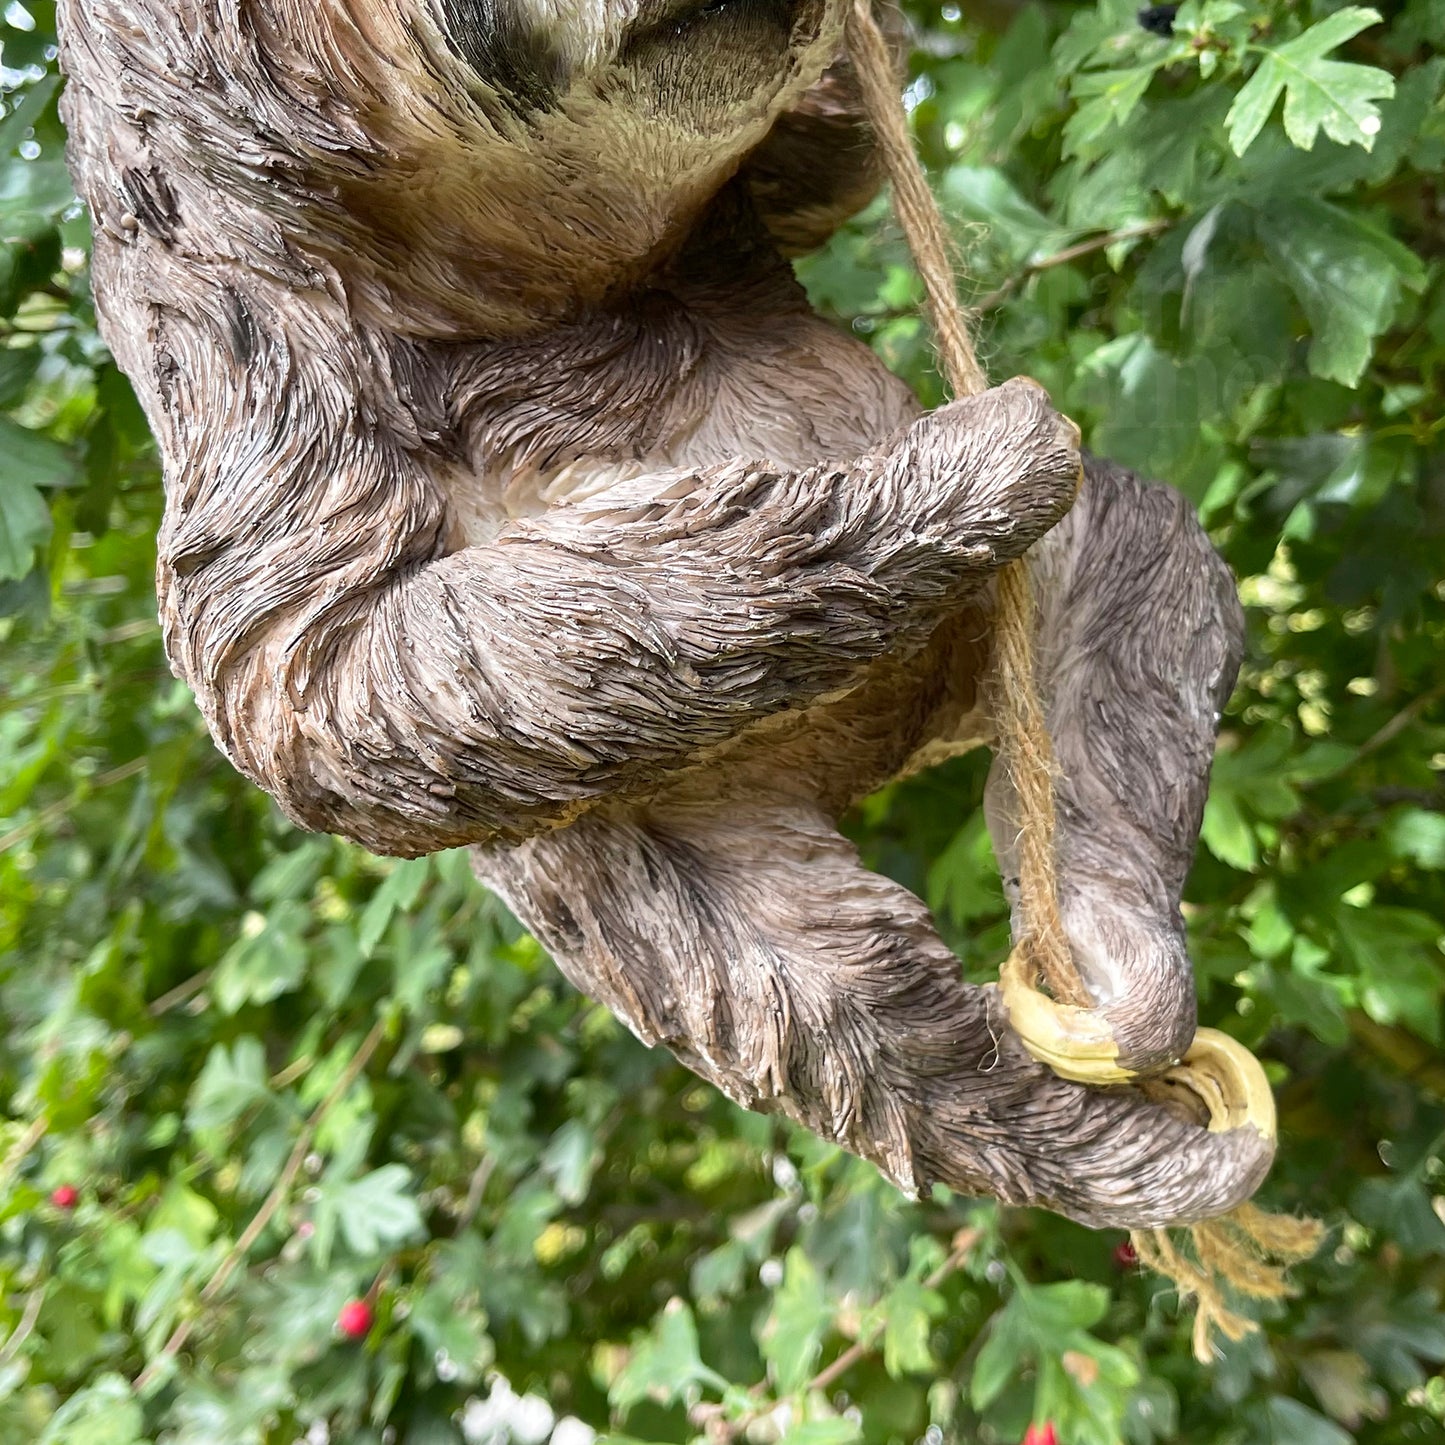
[1130,1203,1326,1364]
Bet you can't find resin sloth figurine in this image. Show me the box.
[59,0,1275,1228]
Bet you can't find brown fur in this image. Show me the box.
[58,0,1266,1226]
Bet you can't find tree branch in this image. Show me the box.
[972,220,1171,313]
[0,1117,49,1193]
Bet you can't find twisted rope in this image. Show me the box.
[844,0,1086,1008]
[843,0,1322,1359]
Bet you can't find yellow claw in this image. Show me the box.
[998,949,1136,1085]
[1160,1028,1277,1141]
[999,954,1277,1141]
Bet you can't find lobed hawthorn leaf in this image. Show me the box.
[211,901,310,1012]
[0,459,50,581]
[185,1037,270,1135]
[1255,197,1424,386]
[1063,66,1156,158]
[310,1162,424,1266]
[759,1247,831,1394]
[1226,8,1394,156]
[881,1275,944,1377]
[610,1298,727,1413]
[1356,1291,1445,1391]
[35,1374,147,1445]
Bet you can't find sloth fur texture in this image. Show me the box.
[58,0,1271,1227]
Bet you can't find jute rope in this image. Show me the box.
[844,0,1322,1359]
[844,0,1086,1008]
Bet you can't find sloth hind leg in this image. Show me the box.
[471,778,1271,1229]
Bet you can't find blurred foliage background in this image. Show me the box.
[1,0,1443,1441]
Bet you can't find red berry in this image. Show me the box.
[50,1185,79,1210]
[336,1299,373,1339]
[1023,1423,1059,1445]
[1113,1239,1138,1269]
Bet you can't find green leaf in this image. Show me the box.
[971,1279,1113,1414]
[881,1276,943,1377]
[1357,1291,1445,1390]
[1202,790,1258,871]
[940,167,1068,262]
[778,1422,863,1445]
[1384,808,1445,869]
[358,856,430,957]
[1064,67,1157,157]
[1022,1279,1110,1335]
[759,1248,830,1394]
[37,1374,147,1445]
[0,461,51,581]
[1226,9,1394,156]
[1256,199,1425,385]
[927,813,1005,925]
[1336,905,1445,1042]
[250,838,332,903]
[211,903,309,1012]
[0,75,59,158]
[1253,1397,1353,1445]
[185,1038,270,1135]
[0,418,74,488]
[971,1294,1030,1410]
[0,345,41,408]
[1351,1174,1445,1257]
[610,1299,726,1412]
[541,1118,601,1206]
[311,1163,424,1265]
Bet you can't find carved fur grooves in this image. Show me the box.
[58,0,1269,1228]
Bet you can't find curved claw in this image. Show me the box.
[1149,1028,1277,1141]
[1001,948,1276,1145]
[998,949,1136,1085]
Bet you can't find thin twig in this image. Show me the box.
[135,1017,388,1391]
[972,219,1171,312]
[1351,683,1445,766]
[1347,1011,1445,1099]
[268,1055,314,1091]
[0,1286,46,1366]
[809,1228,981,1396]
[457,1154,496,1233]
[1292,682,1445,796]
[0,757,148,854]
[147,969,215,1018]
[0,1117,49,1193]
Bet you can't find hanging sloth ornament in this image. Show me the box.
[59,0,1277,1229]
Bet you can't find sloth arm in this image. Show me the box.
[141,284,1079,856]
[985,454,1246,1073]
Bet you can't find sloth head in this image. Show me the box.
[275,0,864,331]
